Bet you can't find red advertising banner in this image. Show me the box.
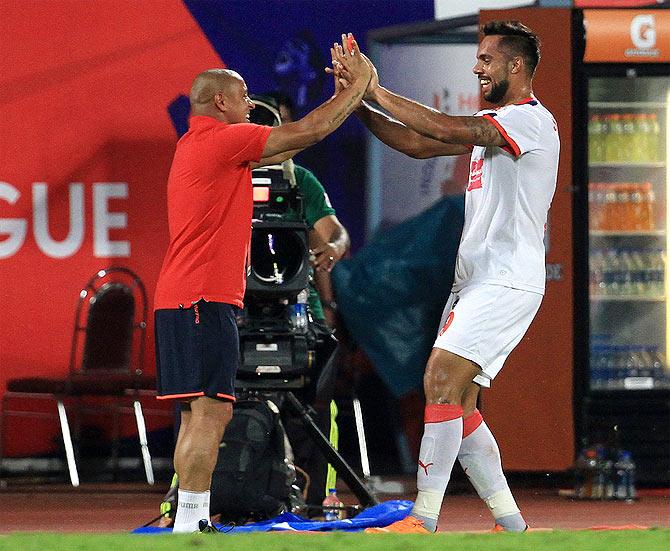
[584,9,670,63]
[0,0,222,456]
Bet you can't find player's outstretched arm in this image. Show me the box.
[356,101,472,158]
[370,85,506,148]
[261,35,371,158]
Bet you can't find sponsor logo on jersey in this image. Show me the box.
[467,158,484,192]
[438,311,455,336]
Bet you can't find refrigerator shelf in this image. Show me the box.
[588,101,667,109]
[590,295,665,302]
[589,161,665,168]
[589,230,666,237]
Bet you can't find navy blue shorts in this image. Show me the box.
[155,300,239,402]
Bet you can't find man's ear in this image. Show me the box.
[509,56,523,75]
[214,91,226,112]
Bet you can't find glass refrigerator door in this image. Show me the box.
[588,76,670,391]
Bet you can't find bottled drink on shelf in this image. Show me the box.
[602,185,618,231]
[588,114,606,163]
[621,114,635,163]
[631,113,648,162]
[638,182,655,231]
[619,250,634,294]
[589,249,605,295]
[615,184,631,231]
[656,248,665,295]
[605,248,626,295]
[322,488,343,521]
[629,249,647,295]
[605,114,625,162]
[648,113,660,162]
[629,183,644,230]
[589,183,603,230]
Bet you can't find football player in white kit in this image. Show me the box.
[331,21,559,533]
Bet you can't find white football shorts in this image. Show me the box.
[433,283,542,387]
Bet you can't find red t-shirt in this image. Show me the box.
[154,116,272,310]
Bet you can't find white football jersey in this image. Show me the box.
[453,97,560,295]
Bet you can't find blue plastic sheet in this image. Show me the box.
[332,195,464,397]
[132,499,413,534]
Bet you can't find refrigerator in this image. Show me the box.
[578,8,670,486]
[478,6,670,484]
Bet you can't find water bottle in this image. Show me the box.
[619,250,634,294]
[574,448,599,498]
[588,115,606,163]
[589,249,605,296]
[291,289,309,332]
[603,458,615,499]
[322,488,343,521]
[614,451,636,501]
[648,113,660,161]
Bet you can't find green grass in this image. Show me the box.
[1,529,669,551]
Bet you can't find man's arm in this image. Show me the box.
[260,37,370,158]
[370,85,506,148]
[310,215,349,328]
[356,101,472,158]
[252,148,302,168]
[311,215,350,272]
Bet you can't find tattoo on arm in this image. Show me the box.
[463,117,505,146]
[330,89,365,126]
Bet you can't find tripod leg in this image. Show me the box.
[284,391,377,507]
[352,394,371,479]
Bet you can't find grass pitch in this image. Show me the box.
[1,529,669,550]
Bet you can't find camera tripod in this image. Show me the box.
[283,390,377,508]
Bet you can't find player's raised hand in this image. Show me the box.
[332,33,371,86]
[325,46,350,95]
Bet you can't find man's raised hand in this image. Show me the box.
[332,33,371,87]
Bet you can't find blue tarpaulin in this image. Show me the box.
[331,195,464,397]
[132,499,412,534]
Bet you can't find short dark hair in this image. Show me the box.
[481,20,540,76]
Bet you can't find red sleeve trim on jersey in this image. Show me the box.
[482,114,521,157]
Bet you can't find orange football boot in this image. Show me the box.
[492,523,529,532]
[365,516,432,534]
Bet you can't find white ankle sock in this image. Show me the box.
[172,489,210,533]
[458,418,525,529]
[411,404,463,529]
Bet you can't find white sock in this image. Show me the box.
[458,416,526,531]
[172,489,210,533]
[411,404,463,532]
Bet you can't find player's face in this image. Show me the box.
[225,78,255,123]
[473,35,511,105]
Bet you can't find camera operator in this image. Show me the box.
[251,91,350,508]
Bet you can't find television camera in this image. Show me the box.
[236,97,315,391]
[235,97,377,509]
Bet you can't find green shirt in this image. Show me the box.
[293,165,336,322]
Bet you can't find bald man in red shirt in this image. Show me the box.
[154,37,370,533]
